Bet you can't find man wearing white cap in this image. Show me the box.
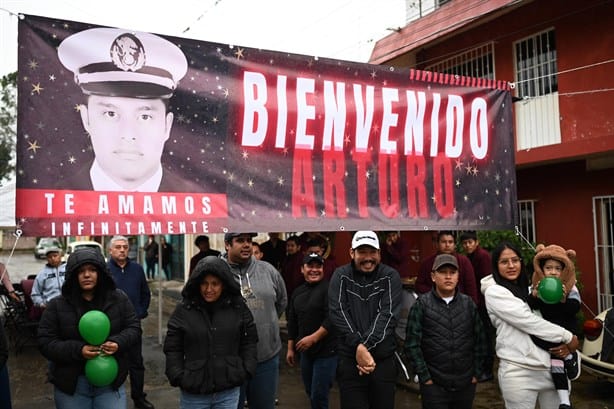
[57,27,197,192]
[328,231,401,409]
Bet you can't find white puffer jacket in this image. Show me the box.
[481,274,573,369]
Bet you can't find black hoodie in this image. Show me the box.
[164,256,258,394]
[37,247,141,394]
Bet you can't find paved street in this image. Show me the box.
[1,250,613,408]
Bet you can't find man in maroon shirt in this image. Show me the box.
[415,231,479,305]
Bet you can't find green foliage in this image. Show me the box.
[457,229,537,266]
[0,72,17,183]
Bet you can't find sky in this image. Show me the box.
[0,0,407,77]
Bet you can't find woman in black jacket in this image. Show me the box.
[164,256,258,409]
[37,247,140,409]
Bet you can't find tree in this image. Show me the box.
[0,72,17,183]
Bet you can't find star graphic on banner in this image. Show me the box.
[28,59,39,70]
[31,83,44,94]
[241,150,249,160]
[471,167,479,176]
[234,48,245,59]
[68,156,76,164]
[247,179,254,188]
[74,104,81,112]
[277,176,285,186]
[456,179,461,187]
[455,159,463,170]
[465,164,473,175]
[370,70,377,79]
[320,209,326,217]
[222,88,229,98]
[48,74,56,81]
[27,140,41,153]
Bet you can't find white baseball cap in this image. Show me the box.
[351,231,380,250]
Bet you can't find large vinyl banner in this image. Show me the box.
[16,15,517,237]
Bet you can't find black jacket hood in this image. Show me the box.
[182,256,241,302]
[62,247,116,301]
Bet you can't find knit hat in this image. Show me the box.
[532,244,576,294]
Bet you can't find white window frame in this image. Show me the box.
[517,200,536,245]
[426,42,495,79]
[593,195,614,311]
[513,28,561,150]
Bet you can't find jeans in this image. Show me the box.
[53,375,126,409]
[0,364,12,409]
[181,387,240,409]
[146,261,157,279]
[336,355,397,409]
[299,353,337,409]
[237,355,279,409]
[419,382,476,409]
[128,328,146,401]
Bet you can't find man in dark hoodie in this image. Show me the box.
[164,256,258,408]
[222,232,287,409]
[107,235,154,409]
[328,230,402,409]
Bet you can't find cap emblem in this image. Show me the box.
[110,33,146,72]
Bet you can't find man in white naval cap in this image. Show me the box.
[58,27,191,193]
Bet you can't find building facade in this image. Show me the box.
[370,0,614,313]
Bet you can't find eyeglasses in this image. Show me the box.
[498,257,521,265]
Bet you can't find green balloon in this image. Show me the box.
[78,310,111,346]
[538,277,563,304]
[85,355,118,387]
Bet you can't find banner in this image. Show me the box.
[16,15,517,237]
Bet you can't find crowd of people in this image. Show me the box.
[0,230,584,409]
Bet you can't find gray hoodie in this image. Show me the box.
[222,254,287,362]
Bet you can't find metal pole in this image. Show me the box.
[157,234,163,346]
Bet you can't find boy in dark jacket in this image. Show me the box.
[529,244,582,409]
[405,254,487,409]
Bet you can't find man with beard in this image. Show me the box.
[328,231,402,409]
[222,233,287,409]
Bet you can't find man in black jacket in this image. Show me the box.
[328,231,401,409]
